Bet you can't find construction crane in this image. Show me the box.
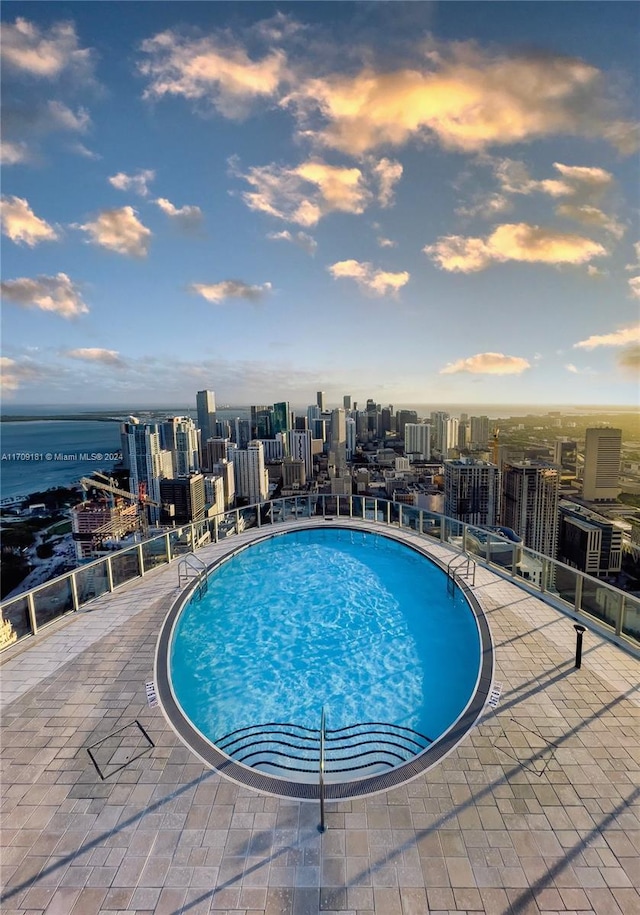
[79,476,159,542]
[492,428,500,465]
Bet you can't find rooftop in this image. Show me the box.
[1,518,639,915]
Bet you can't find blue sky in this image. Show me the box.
[1,1,638,407]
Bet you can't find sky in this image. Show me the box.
[1,1,639,409]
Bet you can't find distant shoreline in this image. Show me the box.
[1,414,123,423]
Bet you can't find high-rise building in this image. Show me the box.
[582,428,622,501]
[288,429,313,479]
[161,417,199,476]
[430,411,449,453]
[232,441,269,504]
[160,473,206,524]
[272,401,291,435]
[381,407,394,435]
[470,416,490,448]
[457,421,470,451]
[330,408,347,471]
[396,410,418,439]
[343,395,352,410]
[232,418,251,449]
[444,459,500,526]
[250,405,272,439]
[553,439,578,478]
[405,423,431,460]
[196,390,216,444]
[282,458,306,489]
[120,420,171,522]
[317,391,325,411]
[346,417,356,460]
[501,461,560,557]
[557,501,623,578]
[444,417,459,456]
[209,459,235,508]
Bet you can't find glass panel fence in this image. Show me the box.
[442,516,464,545]
[111,547,141,587]
[142,537,169,571]
[239,506,258,530]
[580,576,620,631]
[400,505,420,532]
[270,499,285,523]
[282,498,298,520]
[420,511,441,540]
[75,561,109,605]
[218,511,238,539]
[622,595,640,643]
[170,526,196,555]
[1,596,31,645]
[389,502,400,526]
[33,577,74,629]
[514,546,545,589]
[364,497,379,521]
[552,562,578,608]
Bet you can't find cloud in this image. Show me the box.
[328,259,410,296]
[1,195,58,246]
[153,197,204,230]
[628,277,640,299]
[70,142,101,160]
[109,169,155,197]
[494,159,614,200]
[617,345,640,375]
[0,140,30,165]
[0,17,94,80]
[47,100,90,132]
[440,352,531,375]
[587,265,608,278]
[267,229,317,254]
[284,43,638,155]
[377,236,397,248]
[1,273,88,318]
[0,356,46,392]
[189,279,272,303]
[573,324,640,349]
[234,156,398,226]
[77,206,152,257]
[565,363,596,375]
[555,204,624,238]
[139,29,287,118]
[424,222,607,272]
[65,347,124,366]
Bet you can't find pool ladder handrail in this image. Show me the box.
[447,552,476,589]
[319,707,326,833]
[177,553,208,600]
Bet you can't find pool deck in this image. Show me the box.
[1,518,639,915]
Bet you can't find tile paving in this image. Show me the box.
[1,519,639,914]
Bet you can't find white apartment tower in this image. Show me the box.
[162,417,200,476]
[444,459,500,526]
[232,440,269,505]
[405,423,431,460]
[288,429,313,479]
[501,461,560,557]
[120,421,172,522]
[470,415,490,448]
[582,428,622,502]
[330,408,347,471]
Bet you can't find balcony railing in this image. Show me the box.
[1,496,638,653]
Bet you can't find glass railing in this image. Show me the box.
[1,495,638,654]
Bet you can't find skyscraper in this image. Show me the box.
[582,428,622,501]
[272,401,291,435]
[232,441,269,504]
[501,461,560,557]
[405,423,431,460]
[317,391,325,411]
[557,501,622,578]
[120,421,172,522]
[343,395,352,410]
[444,459,500,526]
[161,417,199,476]
[470,416,490,448]
[196,390,216,445]
[288,429,313,479]
[330,408,347,471]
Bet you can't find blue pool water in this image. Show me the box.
[170,529,481,759]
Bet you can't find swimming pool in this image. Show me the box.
[156,525,493,798]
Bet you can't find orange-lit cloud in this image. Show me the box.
[0,357,45,392]
[1,273,88,318]
[628,277,640,300]
[154,197,204,230]
[573,324,640,349]
[234,156,400,226]
[190,280,272,303]
[556,204,624,238]
[1,17,93,79]
[139,30,287,118]
[617,345,640,374]
[109,169,155,197]
[77,206,152,257]
[267,230,317,254]
[65,348,124,366]
[1,196,58,246]
[284,45,637,155]
[424,223,606,272]
[440,352,531,375]
[328,259,409,295]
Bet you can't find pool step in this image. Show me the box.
[215,721,433,776]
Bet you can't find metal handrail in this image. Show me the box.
[319,707,326,832]
[177,553,208,599]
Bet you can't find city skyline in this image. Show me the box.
[1,2,639,407]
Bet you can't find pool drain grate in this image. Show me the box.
[86,720,155,780]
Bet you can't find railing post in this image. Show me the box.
[318,707,326,833]
[349,495,353,518]
[138,543,145,576]
[27,592,37,635]
[540,558,547,594]
[440,514,446,542]
[616,594,624,637]
[398,504,403,529]
[256,504,261,528]
[70,571,79,612]
[165,533,172,562]
[574,574,583,617]
[462,523,467,553]
[106,556,114,592]
[235,509,240,534]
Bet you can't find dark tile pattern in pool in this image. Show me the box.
[155,525,494,799]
